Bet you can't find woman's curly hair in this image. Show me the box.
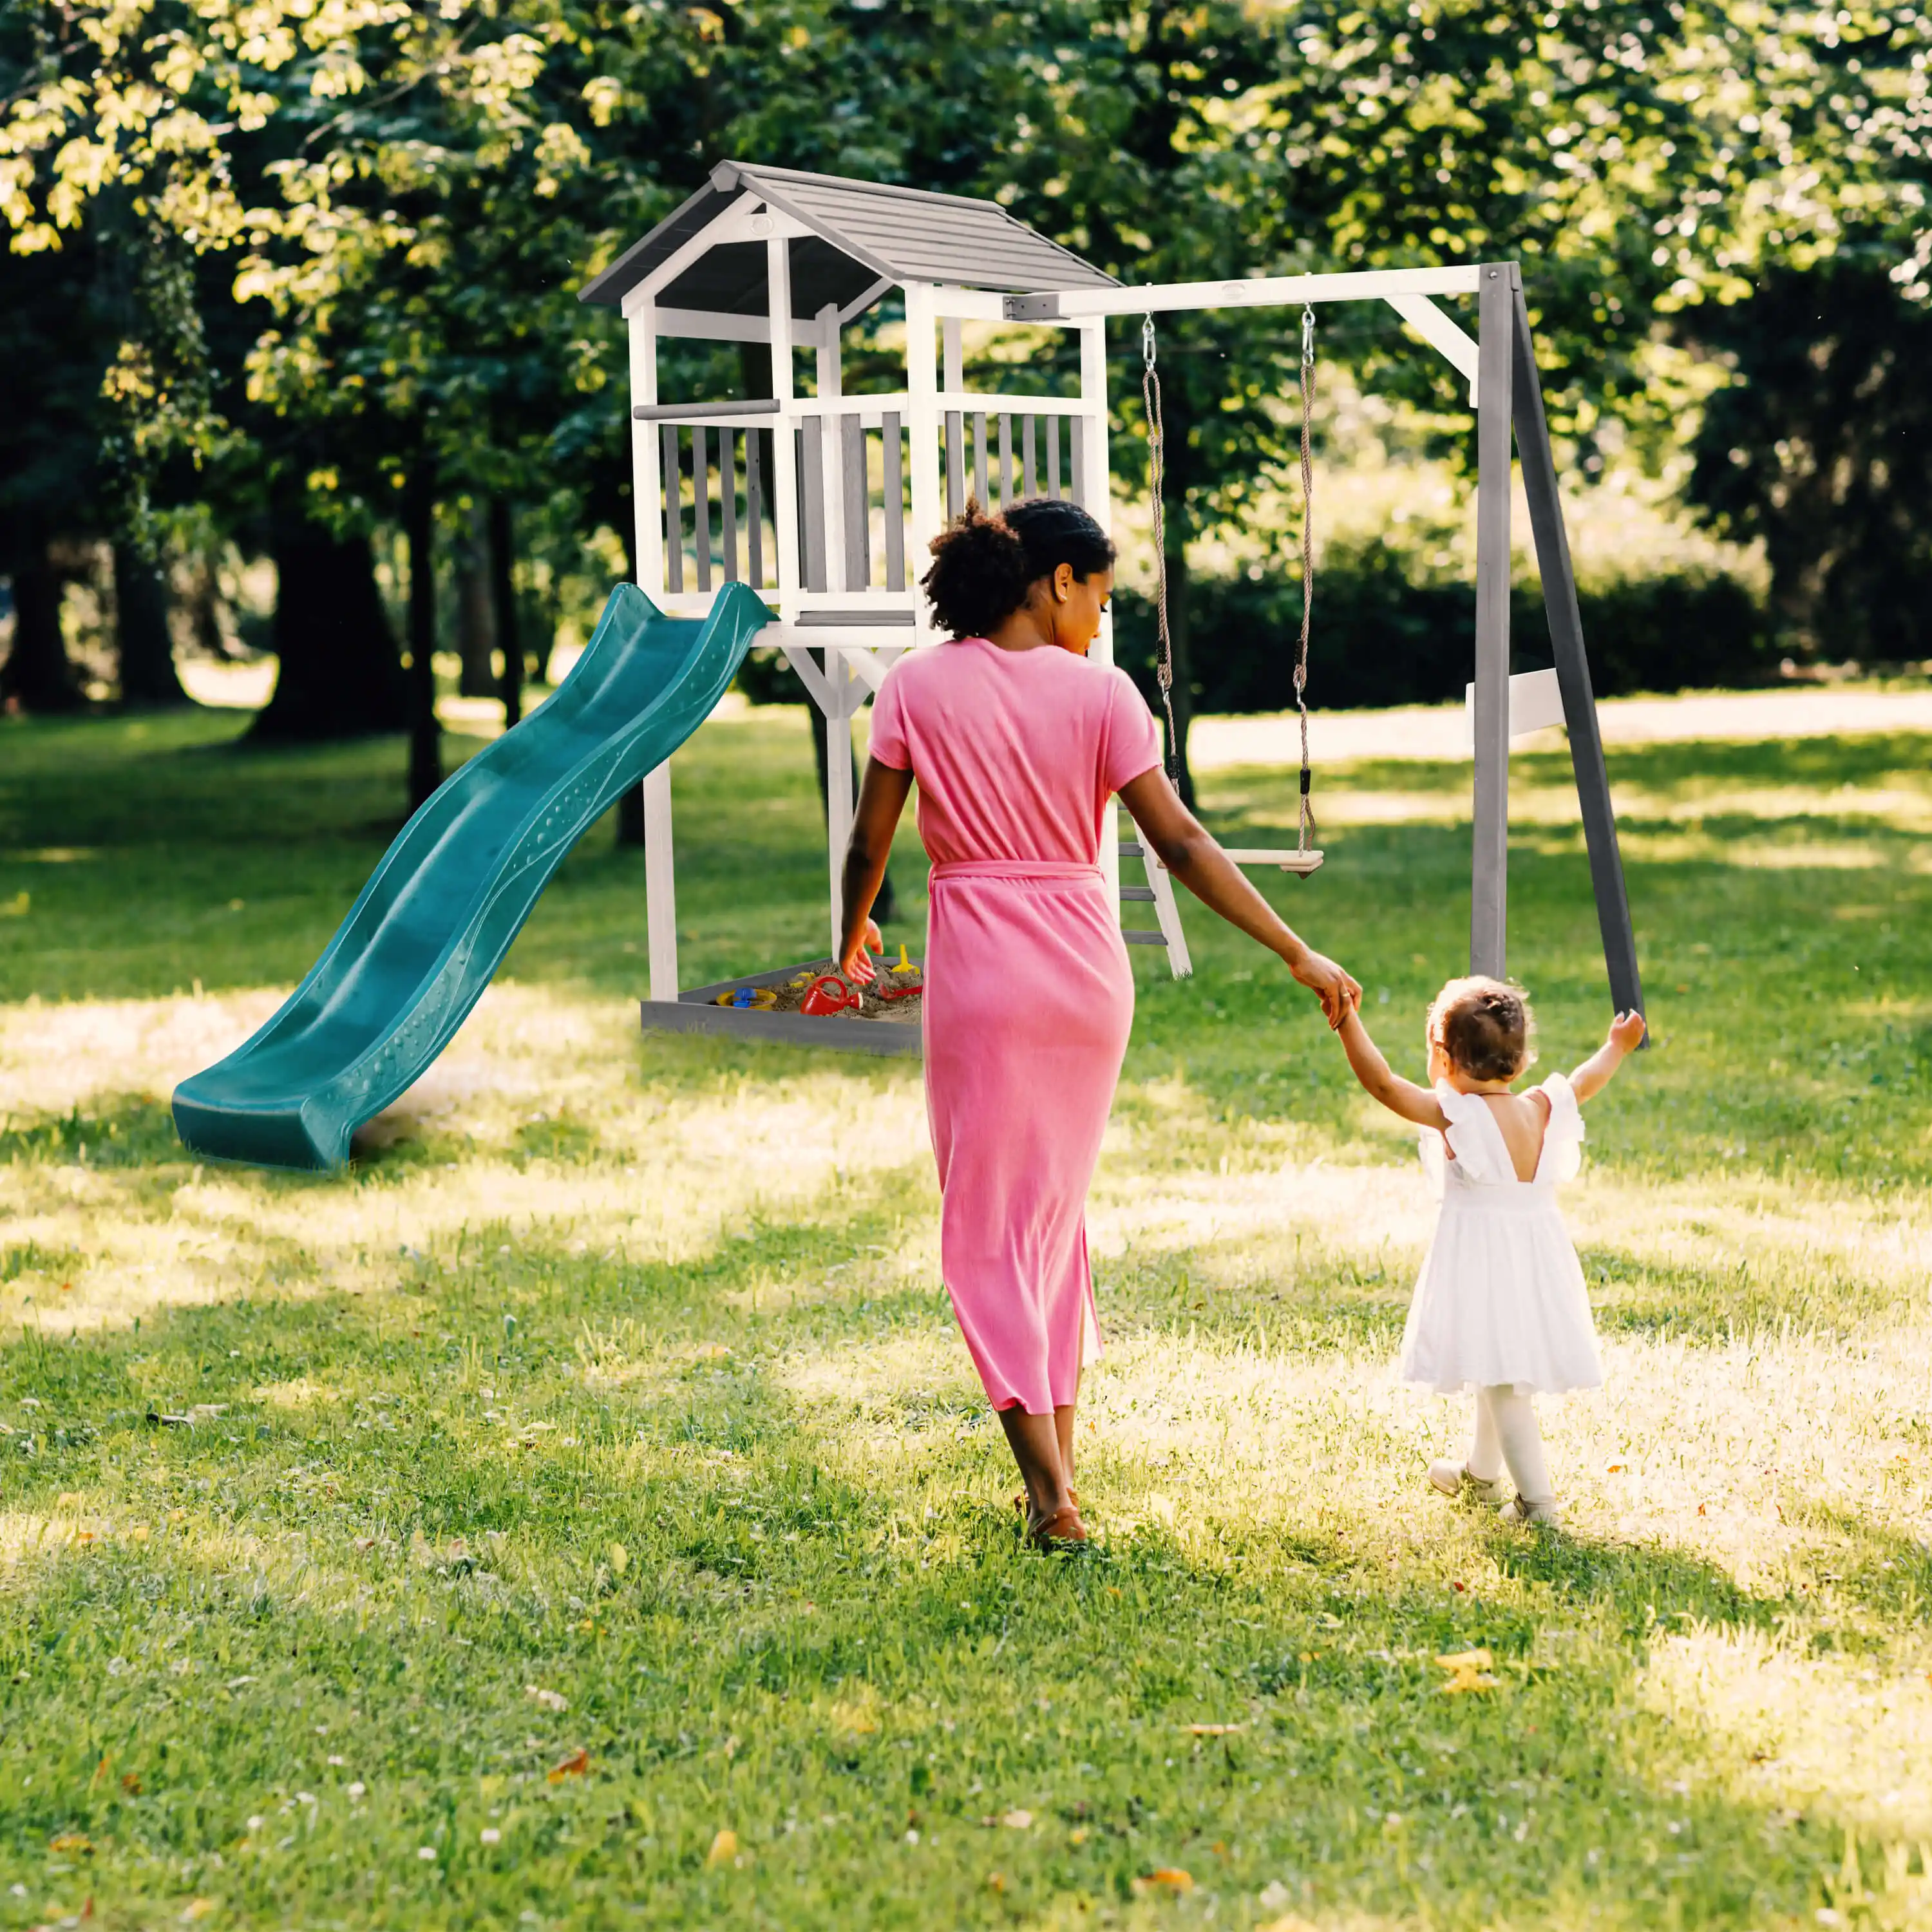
[1426,975,1537,1083]
[920,497,1116,639]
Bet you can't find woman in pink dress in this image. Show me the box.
[838,501,1358,1548]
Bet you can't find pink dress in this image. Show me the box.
[867,638,1161,1415]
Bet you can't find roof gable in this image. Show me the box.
[578,160,1117,313]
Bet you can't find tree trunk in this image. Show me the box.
[1,553,82,712]
[491,496,522,729]
[405,477,442,810]
[252,506,408,741]
[113,542,191,708]
[455,501,496,698]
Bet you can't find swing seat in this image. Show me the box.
[1222,848,1325,875]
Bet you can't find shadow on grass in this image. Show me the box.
[0,1235,1882,1930]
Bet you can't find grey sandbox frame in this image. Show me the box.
[639,960,923,1059]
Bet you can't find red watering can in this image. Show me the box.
[799,974,862,1017]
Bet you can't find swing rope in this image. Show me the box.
[1294,303,1318,857]
[1141,316,1180,787]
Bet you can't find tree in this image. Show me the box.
[1685,252,1932,661]
[980,0,1920,790]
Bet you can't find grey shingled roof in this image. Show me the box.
[578,160,1118,314]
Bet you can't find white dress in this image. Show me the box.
[1398,1072,1604,1396]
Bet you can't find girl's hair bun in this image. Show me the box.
[1427,975,1537,1083]
[921,497,1116,639]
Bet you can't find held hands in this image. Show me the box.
[1607,1009,1647,1055]
[1290,949,1363,1030]
[840,919,884,985]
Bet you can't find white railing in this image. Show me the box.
[638,396,1094,609]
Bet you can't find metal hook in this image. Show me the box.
[1301,305,1316,365]
[1142,314,1157,370]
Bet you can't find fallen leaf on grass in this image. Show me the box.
[525,1685,568,1712]
[179,1900,216,1922]
[1000,1810,1033,1830]
[1188,1723,1244,1736]
[120,1774,142,1795]
[49,1832,93,1853]
[705,1828,738,1868]
[608,1542,629,1577]
[547,1748,590,1783]
[985,1872,1007,1893]
[1132,1868,1194,1896]
[1435,1648,1499,1694]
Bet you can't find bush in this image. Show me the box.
[735,542,1776,714]
[1110,540,1776,714]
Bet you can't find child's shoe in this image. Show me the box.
[1428,1460,1508,1507]
[1499,1493,1562,1528]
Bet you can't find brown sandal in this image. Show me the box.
[1025,1503,1089,1549]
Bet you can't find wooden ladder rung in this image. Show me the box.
[1123,929,1168,945]
[1119,841,1144,859]
[1120,885,1156,902]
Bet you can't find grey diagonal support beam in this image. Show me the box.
[1510,281,1646,1025]
[1470,263,1515,978]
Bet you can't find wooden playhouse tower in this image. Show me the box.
[579,160,1195,1041]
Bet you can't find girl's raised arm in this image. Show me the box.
[1336,1006,1450,1131]
[1569,1010,1647,1103]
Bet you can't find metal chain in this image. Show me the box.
[1142,315,1180,785]
[1295,305,1318,854]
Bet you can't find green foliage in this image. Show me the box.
[1685,251,1932,663]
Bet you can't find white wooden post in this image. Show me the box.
[625,294,676,996]
[904,282,942,643]
[1077,318,1122,907]
[1470,265,1513,977]
[768,235,800,614]
[815,303,847,591]
[825,657,857,959]
[627,299,663,598]
[642,761,678,1002]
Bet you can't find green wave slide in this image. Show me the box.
[173,582,772,1172]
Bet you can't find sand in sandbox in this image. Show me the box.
[726,960,924,1025]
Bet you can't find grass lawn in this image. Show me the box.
[1,694,1929,1931]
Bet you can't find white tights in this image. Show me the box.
[1466,1385,1553,1505]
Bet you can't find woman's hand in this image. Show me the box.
[1289,949,1361,1029]
[840,919,884,984]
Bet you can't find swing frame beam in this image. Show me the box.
[1005,260,1645,1022]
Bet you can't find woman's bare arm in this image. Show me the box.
[838,757,915,980]
[1336,1007,1450,1130]
[1115,766,1360,1027]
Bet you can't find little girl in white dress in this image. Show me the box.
[1334,975,1647,1525]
